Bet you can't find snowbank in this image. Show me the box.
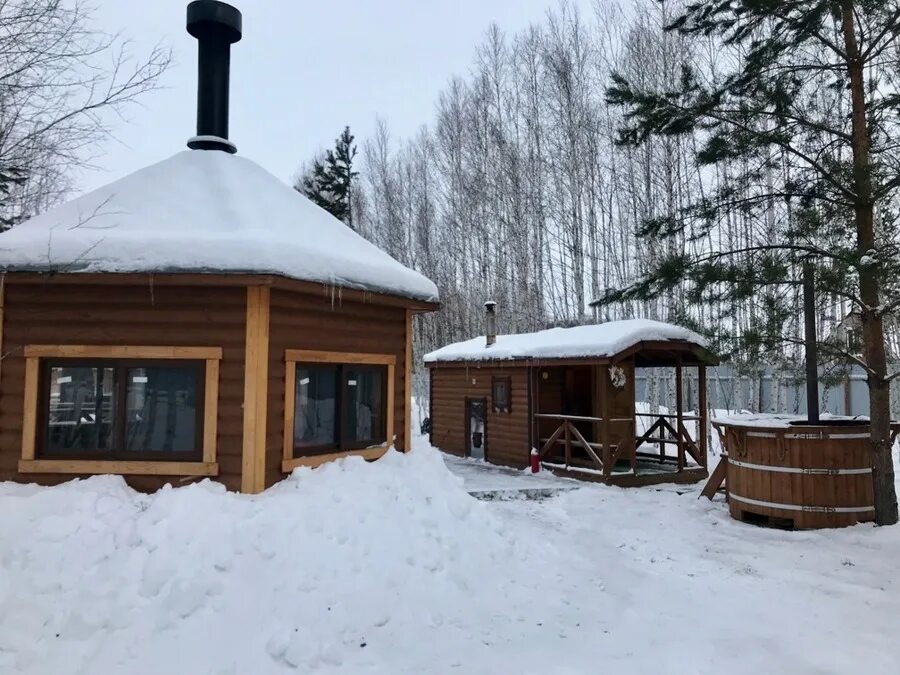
[0,448,551,674]
[424,319,707,363]
[4,430,900,674]
[0,150,438,302]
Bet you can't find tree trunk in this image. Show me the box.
[840,2,898,525]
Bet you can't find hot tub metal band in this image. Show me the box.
[728,458,872,475]
[729,492,875,514]
[744,431,870,439]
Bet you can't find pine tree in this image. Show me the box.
[605,1,900,524]
[295,127,359,228]
[0,166,26,231]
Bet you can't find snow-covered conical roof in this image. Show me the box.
[0,150,439,302]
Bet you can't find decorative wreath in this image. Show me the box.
[609,365,627,389]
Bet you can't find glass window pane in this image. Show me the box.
[124,366,199,454]
[294,365,338,451]
[45,366,116,454]
[343,367,385,447]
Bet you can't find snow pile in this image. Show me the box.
[424,319,707,363]
[2,435,900,673]
[0,150,438,302]
[0,448,555,674]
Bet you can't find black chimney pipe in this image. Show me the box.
[803,260,820,424]
[186,1,242,153]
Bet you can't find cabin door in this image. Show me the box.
[466,398,487,460]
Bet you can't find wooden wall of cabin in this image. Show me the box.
[428,365,530,468]
[0,280,247,491]
[264,289,411,488]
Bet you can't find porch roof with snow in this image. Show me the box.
[0,150,439,304]
[424,319,716,367]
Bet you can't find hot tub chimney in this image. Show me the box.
[484,301,497,347]
[186,1,242,153]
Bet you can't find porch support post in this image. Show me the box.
[698,365,708,469]
[592,365,602,456]
[527,366,534,452]
[241,285,271,494]
[564,420,571,469]
[675,357,684,472]
[599,364,611,476]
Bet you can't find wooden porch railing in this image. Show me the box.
[534,413,633,477]
[634,413,706,470]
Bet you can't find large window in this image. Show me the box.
[283,350,396,471]
[293,363,387,455]
[20,345,222,476]
[41,360,203,460]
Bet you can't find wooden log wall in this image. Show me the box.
[265,288,411,488]
[429,364,530,468]
[0,280,247,491]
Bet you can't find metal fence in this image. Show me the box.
[634,364,899,417]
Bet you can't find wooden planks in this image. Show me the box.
[281,446,388,471]
[280,350,395,464]
[675,359,684,472]
[598,365,611,475]
[203,358,220,464]
[19,345,223,468]
[0,274,4,410]
[284,349,397,366]
[23,345,223,359]
[698,366,708,468]
[6,271,440,313]
[721,423,875,528]
[265,289,409,486]
[20,357,39,461]
[241,286,271,493]
[429,364,530,468]
[404,309,413,452]
[700,456,728,500]
[18,460,218,476]
[282,360,297,466]
[0,282,248,491]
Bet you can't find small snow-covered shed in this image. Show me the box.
[0,2,438,493]
[425,316,716,485]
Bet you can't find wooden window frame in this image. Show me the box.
[19,345,222,477]
[492,375,512,413]
[283,349,395,472]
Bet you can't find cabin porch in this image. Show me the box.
[531,351,710,487]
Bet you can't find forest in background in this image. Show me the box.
[331,0,900,413]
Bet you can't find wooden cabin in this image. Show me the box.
[0,1,438,494]
[425,319,716,486]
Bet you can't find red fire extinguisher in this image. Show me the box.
[530,447,540,473]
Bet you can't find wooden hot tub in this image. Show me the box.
[713,418,886,529]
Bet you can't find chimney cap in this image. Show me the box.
[484,300,497,311]
[187,0,242,44]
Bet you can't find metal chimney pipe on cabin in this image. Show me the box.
[485,301,497,347]
[186,1,242,154]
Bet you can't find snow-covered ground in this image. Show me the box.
[1,432,899,674]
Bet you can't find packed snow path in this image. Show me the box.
[1,444,898,674]
[441,453,578,500]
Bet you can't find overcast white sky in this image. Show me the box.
[83,0,592,194]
